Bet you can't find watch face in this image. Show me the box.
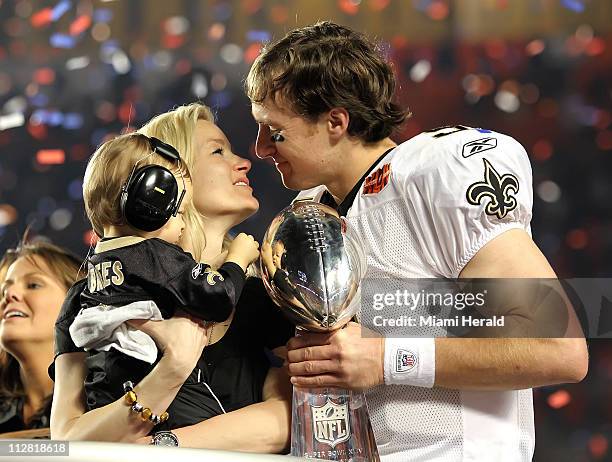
[154,432,178,447]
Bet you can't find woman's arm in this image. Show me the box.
[167,358,291,453]
[50,352,186,442]
[51,314,208,442]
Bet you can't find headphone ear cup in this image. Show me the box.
[121,165,180,232]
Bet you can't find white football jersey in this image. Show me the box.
[295,126,535,461]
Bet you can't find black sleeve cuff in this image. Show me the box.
[218,262,247,302]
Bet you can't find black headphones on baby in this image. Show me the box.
[119,136,186,232]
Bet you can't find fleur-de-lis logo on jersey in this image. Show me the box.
[204,268,224,286]
[466,159,520,219]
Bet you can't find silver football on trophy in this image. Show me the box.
[260,201,366,332]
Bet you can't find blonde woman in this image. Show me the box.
[50,103,293,451]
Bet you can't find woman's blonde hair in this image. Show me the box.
[0,239,81,401]
[137,103,218,261]
[83,133,190,238]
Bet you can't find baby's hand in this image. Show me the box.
[226,233,260,271]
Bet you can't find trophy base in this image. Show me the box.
[290,387,379,461]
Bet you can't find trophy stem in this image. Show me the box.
[290,386,380,461]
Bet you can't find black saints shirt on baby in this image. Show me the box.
[81,236,246,321]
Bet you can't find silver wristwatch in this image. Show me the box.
[151,430,179,447]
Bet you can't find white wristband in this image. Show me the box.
[383,337,436,388]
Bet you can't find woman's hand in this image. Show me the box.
[127,311,209,378]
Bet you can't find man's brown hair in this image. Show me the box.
[245,21,410,142]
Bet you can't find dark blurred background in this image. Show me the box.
[0,0,610,460]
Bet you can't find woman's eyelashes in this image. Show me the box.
[212,147,224,155]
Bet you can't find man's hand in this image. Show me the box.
[286,322,384,391]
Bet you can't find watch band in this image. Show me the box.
[151,430,179,447]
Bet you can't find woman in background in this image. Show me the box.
[0,241,80,434]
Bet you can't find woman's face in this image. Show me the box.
[191,120,259,223]
[0,256,66,350]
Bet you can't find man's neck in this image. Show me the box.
[325,137,396,202]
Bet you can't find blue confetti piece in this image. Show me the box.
[561,0,585,12]
[51,0,72,22]
[37,197,57,216]
[213,3,233,21]
[30,94,50,107]
[93,8,113,23]
[47,110,64,126]
[63,113,84,130]
[246,30,272,43]
[477,128,493,133]
[413,0,432,13]
[210,91,232,109]
[91,128,108,147]
[50,33,76,48]
[100,40,120,53]
[68,179,83,200]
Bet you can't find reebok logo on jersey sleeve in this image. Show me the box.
[462,137,498,158]
[363,163,391,195]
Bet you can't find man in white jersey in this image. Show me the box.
[246,22,588,461]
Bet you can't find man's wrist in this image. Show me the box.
[383,337,436,388]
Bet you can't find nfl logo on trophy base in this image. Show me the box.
[312,398,351,448]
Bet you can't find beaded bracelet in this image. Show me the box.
[122,381,169,425]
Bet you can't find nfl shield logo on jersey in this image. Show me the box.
[396,349,418,373]
[311,398,351,448]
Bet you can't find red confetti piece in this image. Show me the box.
[547,389,571,409]
[338,0,359,15]
[532,139,553,162]
[269,5,288,24]
[70,15,92,36]
[567,230,588,250]
[588,434,608,459]
[596,130,612,151]
[31,8,53,28]
[36,149,66,165]
[586,37,606,56]
[27,122,48,140]
[244,42,262,65]
[427,1,449,20]
[242,0,263,15]
[118,101,135,125]
[162,34,185,49]
[33,68,55,85]
[368,0,391,12]
[83,229,100,247]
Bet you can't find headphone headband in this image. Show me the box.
[148,136,180,162]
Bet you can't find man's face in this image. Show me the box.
[251,99,333,191]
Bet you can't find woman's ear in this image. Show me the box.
[327,108,350,139]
